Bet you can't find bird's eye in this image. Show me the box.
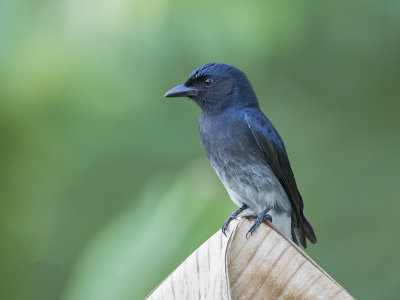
[203,78,214,87]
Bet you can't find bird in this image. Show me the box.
[164,63,317,248]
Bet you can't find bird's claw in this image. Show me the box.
[221,217,234,236]
[244,210,272,239]
[221,204,248,236]
[246,223,258,239]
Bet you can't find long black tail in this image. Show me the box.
[302,214,317,245]
[292,213,317,248]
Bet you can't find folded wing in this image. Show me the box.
[243,108,317,248]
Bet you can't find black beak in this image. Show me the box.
[164,84,198,98]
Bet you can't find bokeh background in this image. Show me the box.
[1,0,399,299]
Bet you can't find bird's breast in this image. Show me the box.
[199,112,259,170]
[199,112,290,211]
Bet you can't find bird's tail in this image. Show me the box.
[302,214,317,245]
[292,213,317,248]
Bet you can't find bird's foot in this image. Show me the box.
[242,213,272,222]
[241,213,258,220]
[222,204,248,236]
[221,216,235,236]
[244,209,272,239]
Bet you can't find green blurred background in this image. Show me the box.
[1,0,399,299]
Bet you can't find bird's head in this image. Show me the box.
[164,63,259,113]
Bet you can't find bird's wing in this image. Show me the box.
[243,108,316,248]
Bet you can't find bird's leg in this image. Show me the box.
[245,207,272,239]
[222,204,248,236]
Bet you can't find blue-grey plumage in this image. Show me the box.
[164,63,317,248]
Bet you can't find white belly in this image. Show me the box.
[216,164,293,239]
[214,162,292,212]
